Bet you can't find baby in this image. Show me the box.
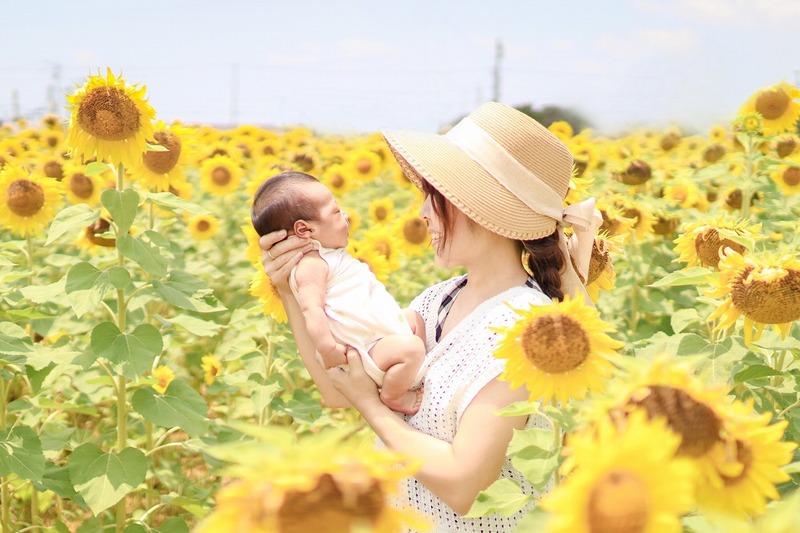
[251,171,426,414]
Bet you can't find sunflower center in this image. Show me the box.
[196,219,211,232]
[694,228,746,269]
[373,205,388,221]
[755,88,790,120]
[587,242,610,285]
[619,160,652,185]
[721,440,753,487]
[520,314,590,373]
[293,153,315,172]
[69,173,95,199]
[660,134,679,152]
[373,241,392,260]
[403,217,428,245]
[586,470,649,533]
[86,217,116,247]
[355,158,373,175]
[652,215,680,236]
[211,166,232,186]
[634,385,721,457]
[783,167,800,187]
[6,179,45,217]
[143,131,182,174]
[277,473,384,533]
[731,266,800,323]
[776,137,797,158]
[44,160,64,180]
[77,86,141,141]
[703,144,726,163]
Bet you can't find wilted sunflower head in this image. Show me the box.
[66,68,156,167]
[613,159,652,185]
[738,81,800,136]
[706,251,800,344]
[492,295,623,403]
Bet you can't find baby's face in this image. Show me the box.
[306,182,349,248]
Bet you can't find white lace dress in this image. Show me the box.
[386,275,554,532]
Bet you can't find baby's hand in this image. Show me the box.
[319,343,347,369]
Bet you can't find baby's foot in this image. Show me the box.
[381,387,424,415]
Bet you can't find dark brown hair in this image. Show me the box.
[251,171,321,237]
[421,180,564,300]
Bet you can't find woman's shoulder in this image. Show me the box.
[410,275,466,306]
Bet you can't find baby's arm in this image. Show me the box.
[294,252,346,368]
[404,308,427,350]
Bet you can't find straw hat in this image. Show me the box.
[383,101,602,303]
[382,101,574,240]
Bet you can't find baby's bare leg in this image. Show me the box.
[369,334,426,415]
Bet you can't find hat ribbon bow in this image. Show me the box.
[560,197,602,283]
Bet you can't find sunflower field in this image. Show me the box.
[0,69,798,532]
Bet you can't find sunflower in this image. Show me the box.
[774,134,798,158]
[249,270,288,324]
[548,120,574,141]
[567,138,600,180]
[348,242,392,285]
[77,214,117,250]
[709,124,729,144]
[673,216,761,269]
[201,354,223,385]
[359,226,403,271]
[346,147,383,182]
[321,163,354,197]
[343,206,361,235]
[612,159,653,186]
[597,201,636,238]
[65,68,156,167]
[393,211,430,258]
[769,154,800,195]
[200,154,243,196]
[195,429,429,533]
[706,251,800,344]
[63,162,105,205]
[491,295,623,403]
[130,120,194,192]
[368,197,395,225]
[0,165,64,237]
[738,81,800,136]
[188,214,220,241]
[41,157,65,181]
[662,179,710,211]
[151,365,175,394]
[241,223,263,267]
[542,409,695,533]
[585,233,624,303]
[696,400,797,518]
[612,195,656,240]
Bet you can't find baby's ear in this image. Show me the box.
[294,220,312,238]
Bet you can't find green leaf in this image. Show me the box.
[465,478,532,518]
[45,203,100,246]
[84,161,114,177]
[152,271,225,313]
[65,262,117,318]
[146,142,169,152]
[117,234,168,277]
[249,373,282,414]
[0,426,46,482]
[68,443,148,516]
[20,277,66,304]
[160,314,224,336]
[734,364,783,383]
[132,380,209,436]
[507,427,558,490]
[101,188,139,235]
[649,266,715,288]
[152,517,190,533]
[34,461,83,501]
[0,332,32,364]
[143,192,211,216]
[495,400,541,417]
[91,322,163,378]
[670,308,700,334]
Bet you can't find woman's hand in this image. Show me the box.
[327,347,382,412]
[259,230,312,291]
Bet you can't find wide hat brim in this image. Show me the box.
[383,129,558,240]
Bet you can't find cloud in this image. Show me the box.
[634,0,800,26]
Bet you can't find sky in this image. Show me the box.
[2,0,799,137]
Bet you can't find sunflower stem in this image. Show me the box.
[114,162,129,533]
[778,399,800,419]
[627,232,641,335]
[551,417,562,485]
[771,349,788,387]
[259,318,277,425]
[0,378,9,532]
[25,234,35,285]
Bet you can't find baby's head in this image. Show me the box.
[251,171,349,248]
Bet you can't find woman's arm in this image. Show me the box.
[330,349,528,515]
[260,231,352,408]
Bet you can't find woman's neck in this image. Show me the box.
[463,237,528,301]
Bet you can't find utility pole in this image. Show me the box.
[492,39,503,102]
[47,63,62,113]
[11,89,20,120]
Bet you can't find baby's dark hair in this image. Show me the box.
[251,171,322,237]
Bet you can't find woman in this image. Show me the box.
[259,102,601,532]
